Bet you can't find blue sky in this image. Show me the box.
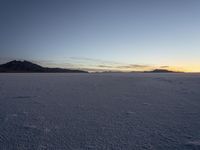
[0,0,200,72]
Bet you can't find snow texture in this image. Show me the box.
[0,73,200,150]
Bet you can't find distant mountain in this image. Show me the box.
[0,60,87,73]
[145,69,181,73]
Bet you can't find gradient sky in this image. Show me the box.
[0,0,200,72]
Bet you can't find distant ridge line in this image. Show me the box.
[144,69,182,73]
[0,60,87,73]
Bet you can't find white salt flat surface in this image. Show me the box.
[0,73,200,150]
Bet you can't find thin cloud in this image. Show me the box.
[159,66,170,69]
[116,64,151,69]
[98,65,116,68]
[66,57,156,71]
[68,57,121,65]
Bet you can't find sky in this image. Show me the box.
[0,0,200,72]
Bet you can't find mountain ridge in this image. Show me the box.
[0,60,87,73]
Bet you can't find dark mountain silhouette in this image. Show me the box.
[0,60,87,73]
[145,69,181,73]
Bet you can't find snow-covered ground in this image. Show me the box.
[0,73,200,150]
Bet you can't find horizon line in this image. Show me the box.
[0,58,199,73]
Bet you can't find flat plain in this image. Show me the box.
[0,73,200,150]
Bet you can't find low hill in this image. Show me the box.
[145,69,181,73]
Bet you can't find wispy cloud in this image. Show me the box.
[97,64,152,70]
[98,65,114,68]
[159,66,170,69]
[116,64,151,69]
[66,57,155,72]
[68,57,121,66]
